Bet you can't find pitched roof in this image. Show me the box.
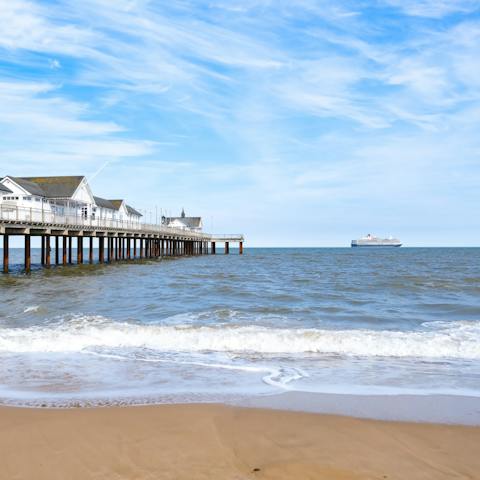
[126,205,142,217]
[166,217,202,228]
[107,199,141,217]
[108,199,124,210]
[7,177,46,196]
[0,183,13,194]
[94,196,116,210]
[12,176,85,198]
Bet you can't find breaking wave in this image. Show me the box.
[1,315,479,359]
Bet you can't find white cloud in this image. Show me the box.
[0,80,154,175]
[383,0,479,18]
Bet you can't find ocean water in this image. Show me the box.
[0,247,479,407]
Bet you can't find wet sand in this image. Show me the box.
[1,403,479,480]
[240,391,480,425]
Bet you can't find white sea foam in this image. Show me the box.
[23,306,40,313]
[0,315,479,359]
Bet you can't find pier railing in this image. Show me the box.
[0,204,211,239]
[210,234,245,241]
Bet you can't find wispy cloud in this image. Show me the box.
[383,0,480,18]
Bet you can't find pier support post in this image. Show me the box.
[77,237,83,264]
[89,237,94,264]
[140,239,144,259]
[25,235,31,273]
[107,238,111,262]
[41,235,45,265]
[134,239,137,258]
[55,236,59,264]
[99,237,105,263]
[127,238,131,259]
[62,237,67,265]
[239,241,243,255]
[3,234,8,273]
[68,237,72,264]
[45,235,51,266]
[211,241,216,255]
[225,241,229,255]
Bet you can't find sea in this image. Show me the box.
[0,247,479,420]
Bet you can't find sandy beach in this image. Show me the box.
[1,404,479,480]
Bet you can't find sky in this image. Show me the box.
[0,0,479,246]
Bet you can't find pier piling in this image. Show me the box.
[45,235,51,266]
[24,235,31,273]
[3,234,8,273]
[68,237,72,264]
[88,237,93,264]
[77,237,83,264]
[55,236,59,264]
[99,237,105,263]
[41,235,45,265]
[62,237,67,265]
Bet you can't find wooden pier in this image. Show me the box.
[0,206,244,273]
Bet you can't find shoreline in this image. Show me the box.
[237,390,480,426]
[2,390,479,426]
[1,403,479,479]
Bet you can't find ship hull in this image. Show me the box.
[351,243,402,247]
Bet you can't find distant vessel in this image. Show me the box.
[351,234,402,247]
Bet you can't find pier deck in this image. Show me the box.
[0,205,244,273]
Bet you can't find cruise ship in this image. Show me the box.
[351,234,402,247]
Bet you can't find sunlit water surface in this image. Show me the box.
[0,247,479,407]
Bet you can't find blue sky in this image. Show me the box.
[1,0,479,246]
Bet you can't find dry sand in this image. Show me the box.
[1,404,479,480]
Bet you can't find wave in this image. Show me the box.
[1,315,479,359]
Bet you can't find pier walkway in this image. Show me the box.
[0,205,244,273]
